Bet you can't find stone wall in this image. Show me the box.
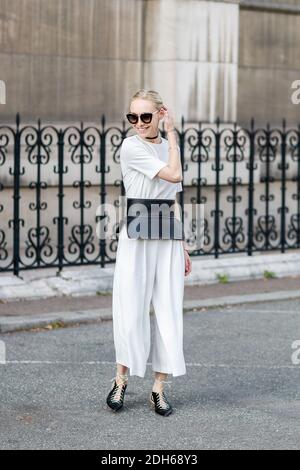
[238,0,300,125]
[0,0,238,123]
[0,0,299,125]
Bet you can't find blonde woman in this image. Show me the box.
[106,90,192,416]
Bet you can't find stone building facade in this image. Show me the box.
[0,0,299,125]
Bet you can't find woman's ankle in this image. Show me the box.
[152,376,168,393]
[115,364,129,384]
[115,371,128,386]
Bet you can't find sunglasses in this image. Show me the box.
[126,109,160,125]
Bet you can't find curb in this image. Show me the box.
[0,308,112,333]
[1,289,300,334]
[1,252,300,303]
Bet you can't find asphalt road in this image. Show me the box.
[0,298,300,450]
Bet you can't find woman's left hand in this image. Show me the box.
[162,106,175,133]
[184,249,192,276]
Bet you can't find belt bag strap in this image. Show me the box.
[126,197,184,240]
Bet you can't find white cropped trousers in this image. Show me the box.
[112,224,186,378]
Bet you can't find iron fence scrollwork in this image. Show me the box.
[0,114,299,275]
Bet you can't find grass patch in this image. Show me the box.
[45,321,65,330]
[96,291,111,296]
[263,270,277,279]
[216,273,229,284]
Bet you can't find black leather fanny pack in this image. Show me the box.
[126,197,184,240]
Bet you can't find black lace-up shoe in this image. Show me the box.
[150,391,173,416]
[106,373,128,412]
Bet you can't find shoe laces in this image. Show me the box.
[154,389,171,410]
[109,372,128,402]
[152,378,172,410]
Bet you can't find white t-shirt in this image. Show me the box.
[120,134,182,199]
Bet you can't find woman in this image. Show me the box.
[106,89,192,417]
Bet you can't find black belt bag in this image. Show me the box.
[126,197,184,240]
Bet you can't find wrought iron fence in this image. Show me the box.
[0,114,300,275]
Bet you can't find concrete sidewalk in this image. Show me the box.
[1,273,300,333]
[1,251,300,303]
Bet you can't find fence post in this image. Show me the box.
[280,119,287,253]
[54,128,67,272]
[12,113,22,276]
[213,117,222,258]
[247,118,255,256]
[178,116,185,238]
[99,114,107,268]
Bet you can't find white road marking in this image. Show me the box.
[226,309,300,314]
[2,360,299,369]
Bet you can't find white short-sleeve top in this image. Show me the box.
[120,134,182,199]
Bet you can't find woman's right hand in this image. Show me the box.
[184,249,192,276]
[162,106,175,133]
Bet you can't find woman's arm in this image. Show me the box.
[182,240,189,251]
[156,108,182,183]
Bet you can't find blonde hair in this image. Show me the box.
[129,89,164,111]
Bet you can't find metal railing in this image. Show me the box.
[0,114,300,275]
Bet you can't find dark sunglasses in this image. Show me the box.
[126,109,160,125]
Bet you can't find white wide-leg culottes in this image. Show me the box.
[112,225,186,378]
